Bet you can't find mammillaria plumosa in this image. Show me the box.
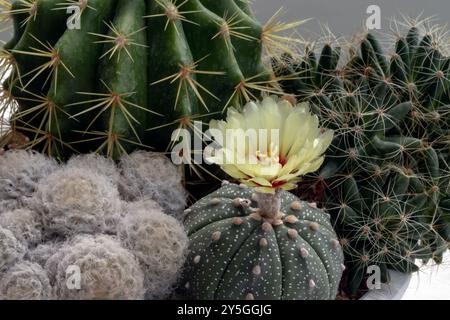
[46,234,145,300]
[0,208,42,246]
[32,166,121,237]
[118,200,189,299]
[0,261,53,300]
[0,150,58,211]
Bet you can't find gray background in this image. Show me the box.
[1,1,450,43]
[253,0,450,36]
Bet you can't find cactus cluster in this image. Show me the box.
[0,150,188,300]
[273,20,450,293]
[0,0,301,165]
[182,182,344,300]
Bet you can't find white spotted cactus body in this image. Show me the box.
[183,183,344,300]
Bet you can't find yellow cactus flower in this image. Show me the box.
[207,97,333,193]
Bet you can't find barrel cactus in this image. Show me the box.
[272,20,450,294]
[182,97,344,300]
[0,0,300,161]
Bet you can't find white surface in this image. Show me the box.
[401,252,450,300]
[361,270,412,300]
[362,252,450,300]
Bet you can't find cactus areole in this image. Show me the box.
[183,183,344,300]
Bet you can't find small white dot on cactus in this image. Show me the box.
[211,231,221,242]
[210,198,221,206]
[259,238,268,247]
[300,248,309,258]
[252,265,262,276]
[193,255,201,264]
[287,229,298,240]
[262,222,272,232]
[309,279,316,289]
[245,293,255,300]
[221,180,230,186]
[309,222,320,231]
[290,201,302,211]
[232,217,243,226]
[285,215,298,224]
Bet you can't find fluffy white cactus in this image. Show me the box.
[118,201,189,299]
[0,150,58,212]
[47,235,145,300]
[0,208,42,246]
[0,226,26,272]
[0,150,191,300]
[119,151,187,218]
[0,261,52,300]
[32,167,121,237]
[66,153,120,185]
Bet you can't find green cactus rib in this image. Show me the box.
[182,183,344,300]
[272,25,450,294]
[1,0,296,158]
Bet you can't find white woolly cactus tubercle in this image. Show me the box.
[66,153,120,186]
[0,226,26,272]
[118,200,189,299]
[0,150,58,211]
[46,234,145,300]
[0,261,53,300]
[32,166,121,237]
[119,151,187,219]
[0,208,42,246]
[183,97,344,300]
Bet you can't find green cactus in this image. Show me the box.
[272,22,450,294]
[0,0,299,160]
[182,182,344,300]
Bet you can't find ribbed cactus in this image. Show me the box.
[273,22,450,294]
[182,182,344,300]
[0,0,298,160]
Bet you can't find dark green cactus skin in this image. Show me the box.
[2,0,272,158]
[273,27,450,294]
[182,183,344,300]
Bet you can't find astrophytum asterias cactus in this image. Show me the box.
[182,97,344,300]
[183,182,344,300]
